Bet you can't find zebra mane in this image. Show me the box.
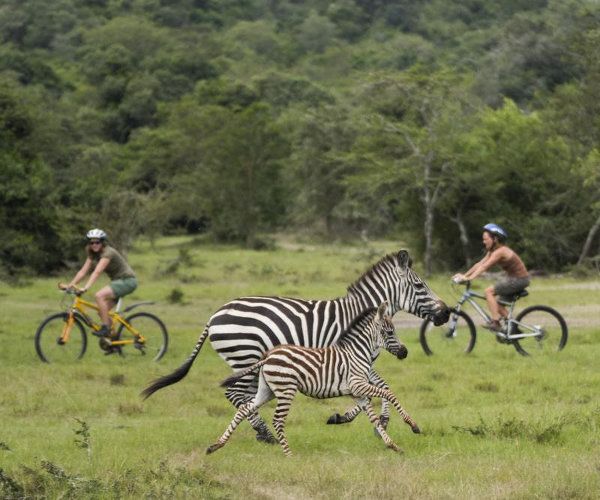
[339,306,378,340]
[346,251,410,295]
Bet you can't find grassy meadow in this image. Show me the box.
[1,236,599,499]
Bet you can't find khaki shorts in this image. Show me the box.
[110,277,138,299]
[494,276,530,301]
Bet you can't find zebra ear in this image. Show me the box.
[376,301,388,320]
[397,250,412,268]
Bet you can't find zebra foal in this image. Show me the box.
[206,303,420,456]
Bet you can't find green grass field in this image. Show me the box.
[1,236,599,499]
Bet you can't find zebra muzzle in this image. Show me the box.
[430,303,450,326]
[395,345,408,359]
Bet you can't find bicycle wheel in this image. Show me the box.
[35,313,87,363]
[512,305,568,356]
[420,309,476,356]
[117,312,168,361]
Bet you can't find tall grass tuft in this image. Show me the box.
[73,418,92,460]
[453,415,567,444]
[167,287,185,304]
[0,469,24,499]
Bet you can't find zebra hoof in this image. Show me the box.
[256,433,278,445]
[326,413,344,425]
[379,416,389,431]
[411,425,421,434]
[389,443,404,453]
[206,443,221,455]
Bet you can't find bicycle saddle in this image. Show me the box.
[508,289,529,300]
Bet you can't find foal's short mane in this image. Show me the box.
[338,306,377,341]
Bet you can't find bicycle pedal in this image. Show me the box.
[99,337,112,351]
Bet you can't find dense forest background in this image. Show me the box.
[1,0,599,277]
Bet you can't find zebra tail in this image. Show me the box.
[141,326,209,400]
[220,359,267,388]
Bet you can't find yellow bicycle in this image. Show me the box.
[35,284,168,363]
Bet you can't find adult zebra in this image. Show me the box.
[142,250,449,442]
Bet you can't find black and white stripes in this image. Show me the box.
[206,303,420,456]
[142,250,448,441]
[208,251,448,366]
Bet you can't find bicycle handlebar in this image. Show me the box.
[57,283,85,296]
[451,278,471,290]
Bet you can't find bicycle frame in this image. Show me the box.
[60,293,147,347]
[451,283,543,342]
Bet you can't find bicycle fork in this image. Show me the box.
[58,311,76,345]
[445,308,462,338]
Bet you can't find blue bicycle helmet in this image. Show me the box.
[483,223,507,240]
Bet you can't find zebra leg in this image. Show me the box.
[357,398,402,453]
[271,389,297,457]
[369,370,391,436]
[326,403,362,425]
[351,383,421,434]
[326,400,390,428]
[326,370,390,432]
[224,379,278,444]
[379,388,420,434]
[206,401,256,454]
[208,379,275,454]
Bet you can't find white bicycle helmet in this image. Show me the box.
[86,228,107,240]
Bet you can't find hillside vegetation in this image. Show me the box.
[1,0,600,276]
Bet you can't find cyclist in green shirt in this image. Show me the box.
[68,229,137,337]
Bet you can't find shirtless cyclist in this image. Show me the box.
[452,223,530,331]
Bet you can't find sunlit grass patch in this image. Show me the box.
[1,236,599,498]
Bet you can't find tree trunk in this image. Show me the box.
[422,157,434,277]
[421,158,447,277]
[451,211,472,266]
[577,212,600,265]
[423,199,434,277]
[395,126,448,276]
[243,159,257,248]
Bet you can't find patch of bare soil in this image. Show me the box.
[534,282,600,291]
[556,303,600,328]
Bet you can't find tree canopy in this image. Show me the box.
[1,0,599,277]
